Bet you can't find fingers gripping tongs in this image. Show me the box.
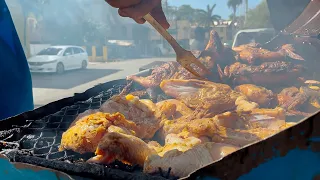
[143,14,211,78]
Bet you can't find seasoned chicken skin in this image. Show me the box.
[233,43,304,65]
[59,112,136,153]
[160,79,258,118]
[162,110,286,147]
[148,133,206,157]
[235,84,275,107]
[87,132,156,166]
[223,61,305,86]
[99,95,161,139]
[156,99,193,120]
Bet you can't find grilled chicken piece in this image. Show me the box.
[223,61,305,86]
[156,99,193,121]
[144,142,239,178]
[87,132,156,166]
[162,109,286,146]
[162,117,278,147]
[159,133,206,157]
[99,95,161,139]
[127,62,180,89]
[277,86,320,116]
[127,30,236,89]
[147,133,206,157]
[160,79,258,118]
[59,112,137,153]
[235,84,275,107]
[233,43,304,65]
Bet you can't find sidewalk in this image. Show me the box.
[33,58,174,107]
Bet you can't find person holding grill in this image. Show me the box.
[0,0,34,120]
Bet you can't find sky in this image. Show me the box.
[168,0,263,19]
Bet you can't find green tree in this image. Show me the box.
[227,0,243,22]
[244,0,272,29]
[195,4,221,28]
[175,5,195,21]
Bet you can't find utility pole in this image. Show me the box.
[162,0,168,47]
[244,0,248,25]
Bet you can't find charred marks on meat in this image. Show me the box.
[58,30,320,178]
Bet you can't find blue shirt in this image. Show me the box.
[0,0,34,120]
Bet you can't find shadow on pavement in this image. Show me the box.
[31,69,121,89]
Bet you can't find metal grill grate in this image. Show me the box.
[0,81,176,179]
[1,84,125,161]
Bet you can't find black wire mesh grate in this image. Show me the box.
[0,81,176,179]
[1,84,126,161]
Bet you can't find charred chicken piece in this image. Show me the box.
[277,86,320,116]
[127,62,180,89]
[99,94,161,139]
[144,142,239,178]
[87,132,156,166]
[59,112,136,153]
[160,79,258,118]
[233,43,304,65]
[223,61,305,86]
[127,30,235,89]
[235,84,275,107]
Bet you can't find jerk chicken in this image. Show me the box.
[222,61,305,86]
[235,84,275,107]
[59,112,137,153]
[233,43,304,65]
[58,29,320,178]
[277,86,320,116]
[126,30,236,89]
[160,79,259,118]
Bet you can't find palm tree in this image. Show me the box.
[227,0,243,22]
[195,4,221,28]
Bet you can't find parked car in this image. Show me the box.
[232,28,276,48]
[27,46,89,74]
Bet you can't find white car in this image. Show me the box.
[28,46,89,74]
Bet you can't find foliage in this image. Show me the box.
[163,3,220,27]
[175,5,196,21]
[227,0,243,21]
[195,4,221,27]
[244,0,272,29]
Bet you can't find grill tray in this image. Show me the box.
[0,78,173,180]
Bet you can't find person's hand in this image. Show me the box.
[105,0,170,29]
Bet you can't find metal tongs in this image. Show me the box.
[143,14,210,78]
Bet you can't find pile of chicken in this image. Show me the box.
[59,30,320,178]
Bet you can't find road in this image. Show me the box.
[32,58,174,108]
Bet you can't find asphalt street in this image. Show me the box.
[32,57,174,108]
